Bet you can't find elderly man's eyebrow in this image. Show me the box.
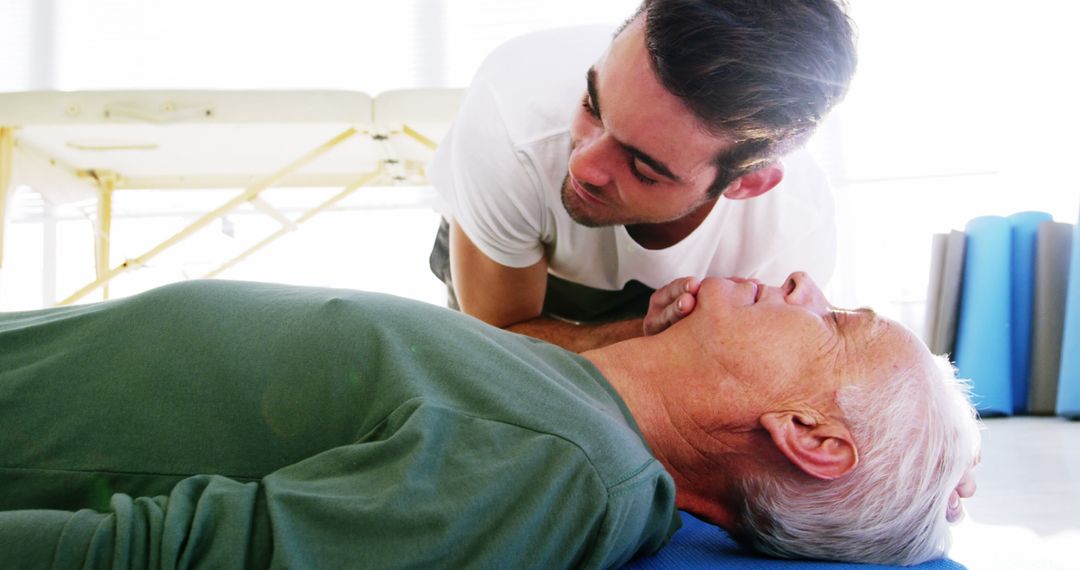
[829,307,881,334]
[585,66,684,184]
[832,306,876,316]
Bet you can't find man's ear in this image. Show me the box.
[759,411,858,480]
[722,163,784,200]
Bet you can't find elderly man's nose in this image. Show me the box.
[783,271,827,308]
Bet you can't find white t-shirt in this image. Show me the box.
[431,25,836,291]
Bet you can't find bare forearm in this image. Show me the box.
[506,316,644,352]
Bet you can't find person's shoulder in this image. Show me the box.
[776,148,832,200]
[477,25,614,78]
[454,25,613,174]
[707,148,835,247]
[719,149,837,282]
[740,148,834,218]
[469,26,612,111]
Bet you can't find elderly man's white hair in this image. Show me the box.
[735,354,981,565]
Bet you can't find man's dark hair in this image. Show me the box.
[641,0,857,196]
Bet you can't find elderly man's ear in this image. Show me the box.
[722,163,784,200]
[760,411,859,480]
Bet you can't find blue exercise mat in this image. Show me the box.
[1030,221,1074,414]
[954,216,1013,416]
[1008,211,1053,413]
[1057,209,1080,418]
[622,511,965,569]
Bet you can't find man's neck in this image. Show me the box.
[582,335,741,528]
[625,198,717,250]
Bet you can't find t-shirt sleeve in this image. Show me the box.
[429,79,548,269]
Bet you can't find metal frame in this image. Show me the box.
[57,127,362,304]
[0,127,13,270]
[91,170,116,299]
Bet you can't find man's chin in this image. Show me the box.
[561,180,615,228]
[567,210,609,228]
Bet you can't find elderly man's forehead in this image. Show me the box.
[866,317,934,379]
[833,309,931,382]
[838,307,891,341]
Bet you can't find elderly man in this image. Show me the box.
[429,0,858,351]
[0,273,977,567]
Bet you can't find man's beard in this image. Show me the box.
[560,173,711,229]
[560,174,617,228]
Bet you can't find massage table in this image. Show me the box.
[0,89,462,303]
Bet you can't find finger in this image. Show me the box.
[644,292,696,336]
[673,291,697,318]
[956,471,977,498]
[659,293,695,333]
[649,277,699,311]
[946,490,964,522]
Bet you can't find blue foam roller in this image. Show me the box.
[1008,211,1053,413]
[954,216,1013,416]
[1057,207,1080,418]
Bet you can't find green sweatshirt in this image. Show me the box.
[0,280,679,569]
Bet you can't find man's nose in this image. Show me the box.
[783,271,830,312]
[569,130,614,187]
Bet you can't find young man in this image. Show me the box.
[1,273,977,567]
[429,0,858,351]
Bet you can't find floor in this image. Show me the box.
[947,417,1080,570]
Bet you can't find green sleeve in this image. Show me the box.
[0,401,664,569]
[0,476,259,569]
